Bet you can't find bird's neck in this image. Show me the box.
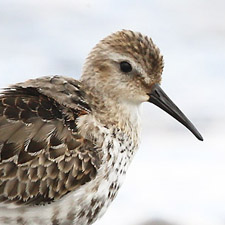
[80,81,141,136]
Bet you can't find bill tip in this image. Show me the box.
[197,134,204,141]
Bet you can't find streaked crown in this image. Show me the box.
[100,30,164,79]
[82,30,164,103]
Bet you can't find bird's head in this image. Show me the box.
[81,30,203,141]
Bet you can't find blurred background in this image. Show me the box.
[0,0,225,224]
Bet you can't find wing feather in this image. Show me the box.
[0,77,102,206]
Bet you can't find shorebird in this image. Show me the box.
[0,30,203,225]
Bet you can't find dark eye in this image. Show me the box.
[120,61,132,73]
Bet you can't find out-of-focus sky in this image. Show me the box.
[0,0,225,225]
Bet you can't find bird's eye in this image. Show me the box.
[120,61,132,73]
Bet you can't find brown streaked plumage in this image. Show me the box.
[0,30,202,225]
[0,76,101,206]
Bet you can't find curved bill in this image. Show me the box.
[148,84,203,141]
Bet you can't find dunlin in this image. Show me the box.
[0,30,203,225]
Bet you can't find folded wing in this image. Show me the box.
[0,76,102,206]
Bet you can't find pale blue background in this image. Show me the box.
[0,1,225,225]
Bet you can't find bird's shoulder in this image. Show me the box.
[0,75,102,206]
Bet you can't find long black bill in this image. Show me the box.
[148,84,203,141]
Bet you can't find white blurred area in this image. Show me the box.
[0,0,225,225]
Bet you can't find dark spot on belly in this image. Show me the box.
[16,217,26,225]
[51,208,60,225]
[78,210,86,219]
[66,210,75,221]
